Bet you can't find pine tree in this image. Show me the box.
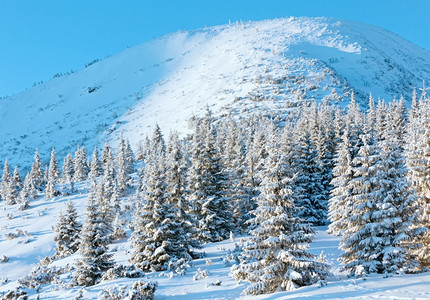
[231,141,329,295]
[54,200,81,257]
[130,131,170,271]
[88,147,102,185]
[405,98,430,269]
[45,148,60,198]
[165,133,200,256]
[73,146,89,182]
[328,128,354,236]
[17,173,37,210]
[62,153,74,183]
[186,111,233,242]
[116,136,132,196]
[30,149,45,190]
[13,166,23,192]
[293,111,327,225]
[1,159,16,205]
[222,117,253,231]
[340,131,423,274]
[74,197,114,286]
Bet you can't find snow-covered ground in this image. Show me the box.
[1,185,429,299]
[2,17,430,169]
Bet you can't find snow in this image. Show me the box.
[1,16,430,299]
[0,188,429,299]
[1,17,430,169]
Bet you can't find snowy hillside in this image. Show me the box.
[1,189,430,299]
[2,16,430,168]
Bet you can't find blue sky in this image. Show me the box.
[1,0,429,97]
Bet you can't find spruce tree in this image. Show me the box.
[13,166,23,192]
[73,146,89,182]
[54,200,81,257]
[74,197,114,286]
[116,136,132,196]
[45,148,60,198]
[30,149,45,190]
[405,98,430,269]
[231,140,329,295]
[130,131,170,271]
[1,159,16,205]
[328,128,355,236]
[186,111,233,242]
[88,147,102,185]
[293,112,327,225]
[62,153,74,184]
[17,173,37,210]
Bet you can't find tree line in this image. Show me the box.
[1,89,430,295]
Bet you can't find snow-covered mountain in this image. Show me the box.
[2,16,430,168]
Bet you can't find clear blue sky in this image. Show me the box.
[1,0,429,97]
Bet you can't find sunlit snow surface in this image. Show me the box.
[1,17,430,169]
[0,184,429,299]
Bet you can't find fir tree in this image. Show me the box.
[231,141,329,295]
[116,136,132,196]
[13,166,23,192]
[405,99,430,269]
[186,111,233,242]
[54,200,81,257]
[17,173,37,210]
[328,128,354,236]
[1,159,16,205]
[30,149,45,190]
[45,148,60,198]
[130,132,170,271]
[73,146,89,182]
[74,197,114,286]
[88,147,102,185]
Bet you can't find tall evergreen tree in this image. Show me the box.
[88,147,102,185]
[186,111,233,242]
[130,130,170,271]
[30,149,45,190]
[1,159,16,205]
[73,146,89,182]
[54,200,81,257]
[74,197,114,286]
[231,139,329,295]
[45,148,60,198]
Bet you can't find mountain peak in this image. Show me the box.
[2,17,430,167]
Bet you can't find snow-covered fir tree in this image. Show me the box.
[45,147,60,198]
[130,127,171,271]
[17,172,37,210]
[220,117,254,232]
[13,166,23,192]
[293,108,327,225]
[54,200,81,257]
[338,130,421,275]
[116,135,132,196]
[231,135,329,295]
[30,148,45,190]
[73,146,89,182]
[88,147,102,185]
[164,132,200,258]
[1,159,16,205]
[328,128,355,236]
[62,153,74,184]
[74,196,114,286]
[405,97,430,269]
[186,110,233,242]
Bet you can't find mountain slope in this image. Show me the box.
[2,17,430,168]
